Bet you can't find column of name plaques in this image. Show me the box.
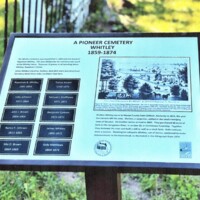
[0,79,42,155]
[34,79,80,156]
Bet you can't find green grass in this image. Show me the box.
[122,173,200,200]
[107,0,200,32]
[83,0,200,33]
[0,171,86,200]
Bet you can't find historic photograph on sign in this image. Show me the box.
[94,57,191,112]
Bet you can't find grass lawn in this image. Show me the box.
[107,0,200,32]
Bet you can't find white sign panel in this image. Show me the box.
[0,33,200,169]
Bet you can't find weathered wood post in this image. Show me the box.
[85,167,121,200]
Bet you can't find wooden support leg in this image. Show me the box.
[85,167,121,200]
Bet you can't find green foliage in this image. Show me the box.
[81,10,110,32]
[140,174,159,192]
[162,175,200,200]
[107,0,200,32]
[122,190,136,200]
[83,0,200,32]
[0,171,86,200]
[81,0,128,32]
[122,173,200,200]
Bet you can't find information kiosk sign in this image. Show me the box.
[0,33,200,170]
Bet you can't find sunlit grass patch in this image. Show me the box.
[118,14,135,27]
[0,17,4,31]
[143,4,156,13]
[107,0,124,11]
[0,0,16,4]
[165,0,197,13]
[187,21,200,32]
[136,15,177,32]
[109,0,200,33]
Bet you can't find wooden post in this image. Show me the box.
[85,167,121,200]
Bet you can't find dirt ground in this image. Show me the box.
[57,172,149,199]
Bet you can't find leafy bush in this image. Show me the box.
[0,171,86,200]
[122,173,200,200]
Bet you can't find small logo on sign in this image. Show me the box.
[94,140,111,156]
[179,142,192,158]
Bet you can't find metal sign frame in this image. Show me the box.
[0,33,200,173]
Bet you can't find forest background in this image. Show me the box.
[1,0,200,199]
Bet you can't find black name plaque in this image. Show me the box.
[38,124,73,138]
[0,140,30,154]
[9,79,42,91]
[34,140,71,155]
[0,124,33,137]
[2,108,37,121]
[47,79,80,91]
[6,93,40,106]
[44,93,77,106]
[41,108,75,122]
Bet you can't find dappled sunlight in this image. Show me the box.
[188,22,200,32]
[0,17,4,31]
[0,0,15,4]
[165,0,198,13]
[107,0,123,11]
[129,0,155,3]
[136,16,177,32]
[118,14,135,27]
[136,14,199,32]
[143,4,156,13]
[107,0,200,32]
